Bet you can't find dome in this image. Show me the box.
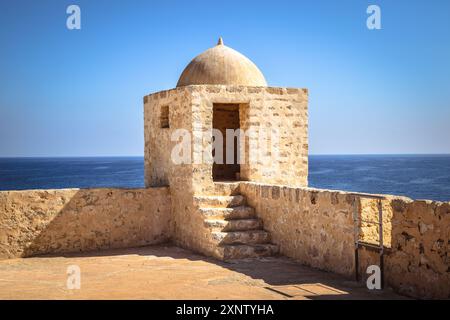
[176,38,267,87]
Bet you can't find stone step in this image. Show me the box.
[211,230,271,245]
[217,244,279,260]
[212,182,240,196]
[199,206,255,220]
[204,218,263,231]
[194,195,246,208]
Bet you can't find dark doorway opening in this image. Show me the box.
[212,103,240,181]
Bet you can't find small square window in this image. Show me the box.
[160,105,169,128]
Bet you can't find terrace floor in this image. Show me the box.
[0,245,406,300]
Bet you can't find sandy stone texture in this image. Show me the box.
[0,245,405,300]
[143,85,308,190]
[239,182,450,299]
[0,188,171,259]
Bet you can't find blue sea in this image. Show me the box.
[0,155,449,202]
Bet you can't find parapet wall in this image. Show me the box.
[240,182,357,276]
[0,187,171,259]
[240,182,450,299]
[1,183,448,298]
[384,197,450,298]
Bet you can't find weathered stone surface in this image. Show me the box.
[385,199,450,298]
[199,206,255,220]
[144,85,308,191]
[143,84,307,261]
[204,218,263,231]
[211,230,271,245]
[176,39,267,87]
[0,188,171,259]
[240,182,356,277]
[194,195,246,208]
[0,181,447,299]
[239,181,450,299]
[195,191,278,260]
[218,244,279,260]
[0,245,406,300]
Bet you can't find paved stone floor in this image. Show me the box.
[0,245,406,300]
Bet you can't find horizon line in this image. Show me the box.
[1,153,450,159]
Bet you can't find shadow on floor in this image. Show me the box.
[29,244,405,300]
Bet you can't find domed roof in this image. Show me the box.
[176,38,267,87]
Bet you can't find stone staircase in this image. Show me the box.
[195,192,278,260]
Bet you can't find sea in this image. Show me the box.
[0,155,449,202]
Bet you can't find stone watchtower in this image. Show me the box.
[143,38,309,259]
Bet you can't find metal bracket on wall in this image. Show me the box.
[352,193,385,289]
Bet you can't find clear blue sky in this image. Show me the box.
[1,0,449,156]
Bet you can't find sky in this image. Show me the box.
[0,0,449,156]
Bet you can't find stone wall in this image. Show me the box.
[144,85,309,193]
[0,187,171,259]
[144,86,208,255]
[240,182,357,276]
[356,197,450,299]
[1,182,447,298]
[240,182,450,299]
[190,85,309,193]
[143,84,308,258]
[144,87,192,187]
